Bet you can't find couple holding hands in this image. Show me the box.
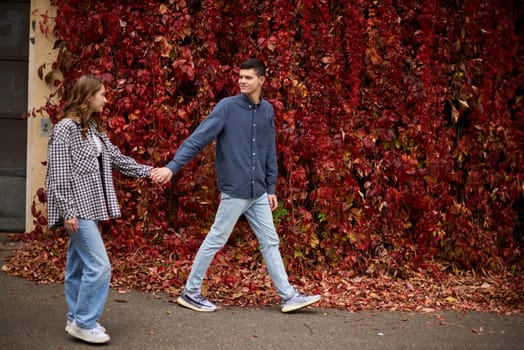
[46,59,320,344]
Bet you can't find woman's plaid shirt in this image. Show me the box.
[45,118,152,229]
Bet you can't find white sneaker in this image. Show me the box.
[65,319,106,333]
[281,291,321,313]
[66,320,110,344]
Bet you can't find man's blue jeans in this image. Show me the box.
[185,193,295,300]
[65,219,111,329]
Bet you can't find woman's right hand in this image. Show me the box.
[64,217,78,233]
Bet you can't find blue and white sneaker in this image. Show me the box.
[281,291,321,313]
[177,291,218,312]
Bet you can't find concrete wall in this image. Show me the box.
[25,0,57,231]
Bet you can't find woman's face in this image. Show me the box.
[88,86,107,114]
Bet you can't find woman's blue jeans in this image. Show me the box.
[185,193,295,300]
[65,219,111,329]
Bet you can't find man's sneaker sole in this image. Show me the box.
[177,295,217,312]
[281,295,321,313]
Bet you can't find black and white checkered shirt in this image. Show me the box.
[45,118,152,229]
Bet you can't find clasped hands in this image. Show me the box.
[150,167,173,185]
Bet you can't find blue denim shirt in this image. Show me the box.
[166,93,277,199]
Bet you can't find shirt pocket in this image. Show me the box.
[255,120,273,147]
[71,145,99,175]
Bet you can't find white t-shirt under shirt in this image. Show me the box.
[92,134,103,156]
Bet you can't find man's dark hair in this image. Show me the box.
[240,58,266,77]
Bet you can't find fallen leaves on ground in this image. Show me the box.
[2,234,523,314]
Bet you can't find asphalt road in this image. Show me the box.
[1,234,522,350]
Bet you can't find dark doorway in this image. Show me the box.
[0,0,30,232]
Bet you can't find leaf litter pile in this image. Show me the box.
[2,233,522,314]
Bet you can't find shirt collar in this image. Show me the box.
[240,93,263,109]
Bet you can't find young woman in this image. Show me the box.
[46,75,154,344]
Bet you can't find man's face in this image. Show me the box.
[238,68,265,96]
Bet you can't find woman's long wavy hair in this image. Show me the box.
[59,75,106,139]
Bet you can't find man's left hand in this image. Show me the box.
[268,194,278,211]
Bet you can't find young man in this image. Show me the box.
[151,58,320,313]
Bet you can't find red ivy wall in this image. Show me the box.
[34,0,523,274]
